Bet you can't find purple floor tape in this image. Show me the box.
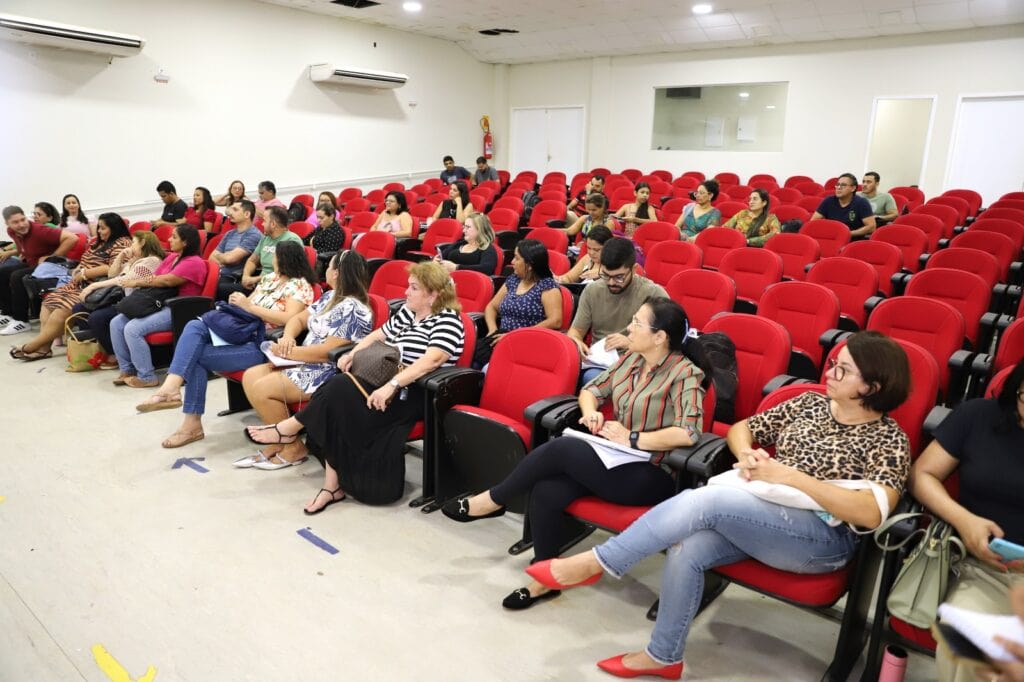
[297,528,339,555]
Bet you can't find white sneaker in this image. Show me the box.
[0,320,29,335]
[0,315,12,328]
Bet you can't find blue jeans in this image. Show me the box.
[110,308,173,381]
[593,486,857,665]
[170,319,265,415]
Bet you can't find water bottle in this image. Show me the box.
[878,645,908,682]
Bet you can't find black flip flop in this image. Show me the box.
[303,488,346,516]
[244,423,297,445]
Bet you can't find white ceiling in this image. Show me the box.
[259,0,1024,64]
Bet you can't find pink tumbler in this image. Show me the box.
[878,645,908,682]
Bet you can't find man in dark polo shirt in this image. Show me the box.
[152,180,188,228]
[811,172,876,239]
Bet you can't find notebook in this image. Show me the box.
[937,602,1024,663]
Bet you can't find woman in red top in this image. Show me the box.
[185,187,217,232]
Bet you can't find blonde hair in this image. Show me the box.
[132,230,166,259]
[467,212,495,251]
[408,261,461,314]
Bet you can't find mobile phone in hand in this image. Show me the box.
[989,537,1024,562]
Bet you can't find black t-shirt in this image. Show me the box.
[162,199,188,223]
[934,398,1024,544]
[440,167,471,184]
[442,240,498,275]
[815,195,873,231]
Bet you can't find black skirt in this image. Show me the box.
[295,373,423,505]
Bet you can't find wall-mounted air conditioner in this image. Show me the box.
[0,13,144,58]
[309,63,407,90]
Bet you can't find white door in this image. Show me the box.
[947,95,1024,206]
[510,107,585,178]
[865,97,935,188]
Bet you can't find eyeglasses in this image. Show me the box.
[599,270,630,284]
[629,315,656,331]
[827,357,861,381]
[835,183,855,189]
[1017,389,1024,403]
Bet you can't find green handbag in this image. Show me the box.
[874,512,966,629]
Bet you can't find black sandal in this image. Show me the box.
[21,348,53,362]
[9,346,25,359]
[303,488,346,516]
[244,423,298,445]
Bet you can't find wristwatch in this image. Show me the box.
[629,431,640,450]
[388,378,401,390]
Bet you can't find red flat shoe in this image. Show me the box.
[525,559,602,591]
[597,654,683,680]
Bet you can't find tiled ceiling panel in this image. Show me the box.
[258,0,1024,63]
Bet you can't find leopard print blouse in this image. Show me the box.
[745,392,910,493]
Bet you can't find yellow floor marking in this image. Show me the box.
[91,644,156,682]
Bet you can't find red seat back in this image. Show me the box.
[338,187,363,203]
[941,189,982,217]
[203,232,225,260]
[547,250,570,276]
[748,173,778,188]
[950,230,1017,281]
[344,198,371,215]
[890,186,925,211]
[806,257,878,328]
[871,224,928,273]
[925,247,1000,289]
[632,221,679,253]
[784,175,814,189]
[718,248,784,304]
[992,318,1024,376]
[420,219,463,254]
[288,221,314,240]
[450,269,493,313]
[715,172,740,186]
[354,231,395,260]
[797,195,823,214]
[664,269,735,331]
[487,208,519,233]
[893,214,943,252]
[971,218,1024,254]
[66,233,88,261]
[643,240,702,286]
[906,268,990,347]
[368,260,409,301]
[764,232,820,281]
[492,196,524,218]
[525,227,569,253]
[926,196,969,225]
[773,205,810,225]
[528,199,568,228]
[758,281,839,366]
[408,202,436,223]
[982,207,1024,225]
[347,211,377,234]
[367,293,390,329]
[795,181,826,197]
[798,219,850,258]
[913,203,959,239]
[840,240,903,296]
[694,227,746,270]
[715,201,747,221]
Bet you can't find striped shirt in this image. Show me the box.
[382,305,465,366]
[585,351,705,460]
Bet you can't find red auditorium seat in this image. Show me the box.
[806,257,879,329]
[764,232,820,281]
[718,247,784,310]
[841,240,903,297]
[799,219,850,258]
[694,227,745,270]
[871,224,928,274]
[757,281,840,376]
[664,269,735,331]
[643,241,702,287]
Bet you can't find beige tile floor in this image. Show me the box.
[0,347,937,681]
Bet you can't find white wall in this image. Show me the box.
[0,0,495,213]
[505,26,1024,196]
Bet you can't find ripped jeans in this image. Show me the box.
[593,485,857,665]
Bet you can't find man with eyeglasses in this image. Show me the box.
[858,171,900,225]
[811,172,876,239]
[568,238,667,383]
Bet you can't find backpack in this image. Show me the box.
[694,331,737,424]
[201,301,266,345]
[520,191,541,226]
[287,201,308,224]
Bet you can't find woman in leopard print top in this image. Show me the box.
[526,331,912,678]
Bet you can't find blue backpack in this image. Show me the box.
[201,302,265,345]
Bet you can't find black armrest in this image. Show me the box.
[662,434,725,475]
[890,272,911,296]
[526,395,580,448]
[545,220,567,229]
[762,373,809,396]
[819,328,851,357]
[562,282,587,298]
[393,237,422,260]
[496,230,521,251]
[167,295,215,341]
[326,345,354,363]
[1011,261,1023,286]
[365,258,388,281]
[680,435,731,481]
[923,404,951,437]
[864,296,885,315]
[403,252,433,264]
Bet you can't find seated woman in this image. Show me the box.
[911,358,1024,682]
[435,213,497,275]
[369,191,414,238]
[60,194,93,238]
[34,201,60,227]
[557,225,612,285]
[614,182,660,238]
[136,241,316,448]
[305,202,346,256]
[214,180,247,208]
[475,239,561,368]
[185,187,217,233]
[76,231,165,368]
[305,191,339,227]
[109,224,208,388]
[237,250,374,469]
[567,193,617,243]
[446,297,711,612]
[428,181,474,225]
[11,212,134,361]
[246,261,465,511]
[674,180,722,241]
[521,331,911,679]
[724,189,781,247]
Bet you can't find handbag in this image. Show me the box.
[345,340,403,398]
[116,286,178,318]
[874,512,966,628]
[82,284,125,311]
[64,313,103,372]
[201,302,266,345]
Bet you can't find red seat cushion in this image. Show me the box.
[406,421,423,440]
[222,370,245,382]
[145,331,173,345]
[713,559,851,607]
[566,497,650,533]
[453,405,531,446]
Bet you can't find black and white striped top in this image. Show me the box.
[382,306,465,366]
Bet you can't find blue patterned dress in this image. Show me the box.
[283,293,373,394]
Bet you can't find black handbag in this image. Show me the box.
[116,286,178,318]
[82,285,125,312]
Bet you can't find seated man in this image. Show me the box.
[221,206,303,298]
[152,180,188,228]
[812,172,876,239]
[212,199,263,300]
[254,180,286,221]
[568,237,668,384]
[472,156,498,186]
[858,171,899,225]
[568,174,605,219]
[0,205,78,336]
[440,155,471,185]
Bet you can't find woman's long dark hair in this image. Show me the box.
[387,191,409,215]
[35,201,60,224]
[274,241,316,283]
[194,186,215,215]
[515,238,552,281]
[60,194,89,227]
[94,212,130,251]
[326,249,369,309]
[174,224,202,259]
[995,358,1024,433]
[746,189,771,239]
[451,181,471,207]
[634,182,652,220]
[644,296,713,386]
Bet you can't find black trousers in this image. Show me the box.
[0,260,32,321]
[489,437,675,561]
[72,303,118,354]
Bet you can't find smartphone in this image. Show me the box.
[931,622,990,667]
[989,537,1024,562]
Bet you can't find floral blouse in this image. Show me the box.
[251,272,315,328]
[724,210,782,247]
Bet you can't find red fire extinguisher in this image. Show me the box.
[481,115,493,159]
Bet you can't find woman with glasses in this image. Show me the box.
[443,297,713,612]
[526,331,911,679]
[674,179,722,241]
[910,357,1024,682]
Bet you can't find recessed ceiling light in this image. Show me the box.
[402,1,422,12]
[765,105,776,109]
[738,92,750,98]
[692,4,713,15]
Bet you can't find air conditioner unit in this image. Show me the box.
[0,13,144,58]
[308,63,407,90]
